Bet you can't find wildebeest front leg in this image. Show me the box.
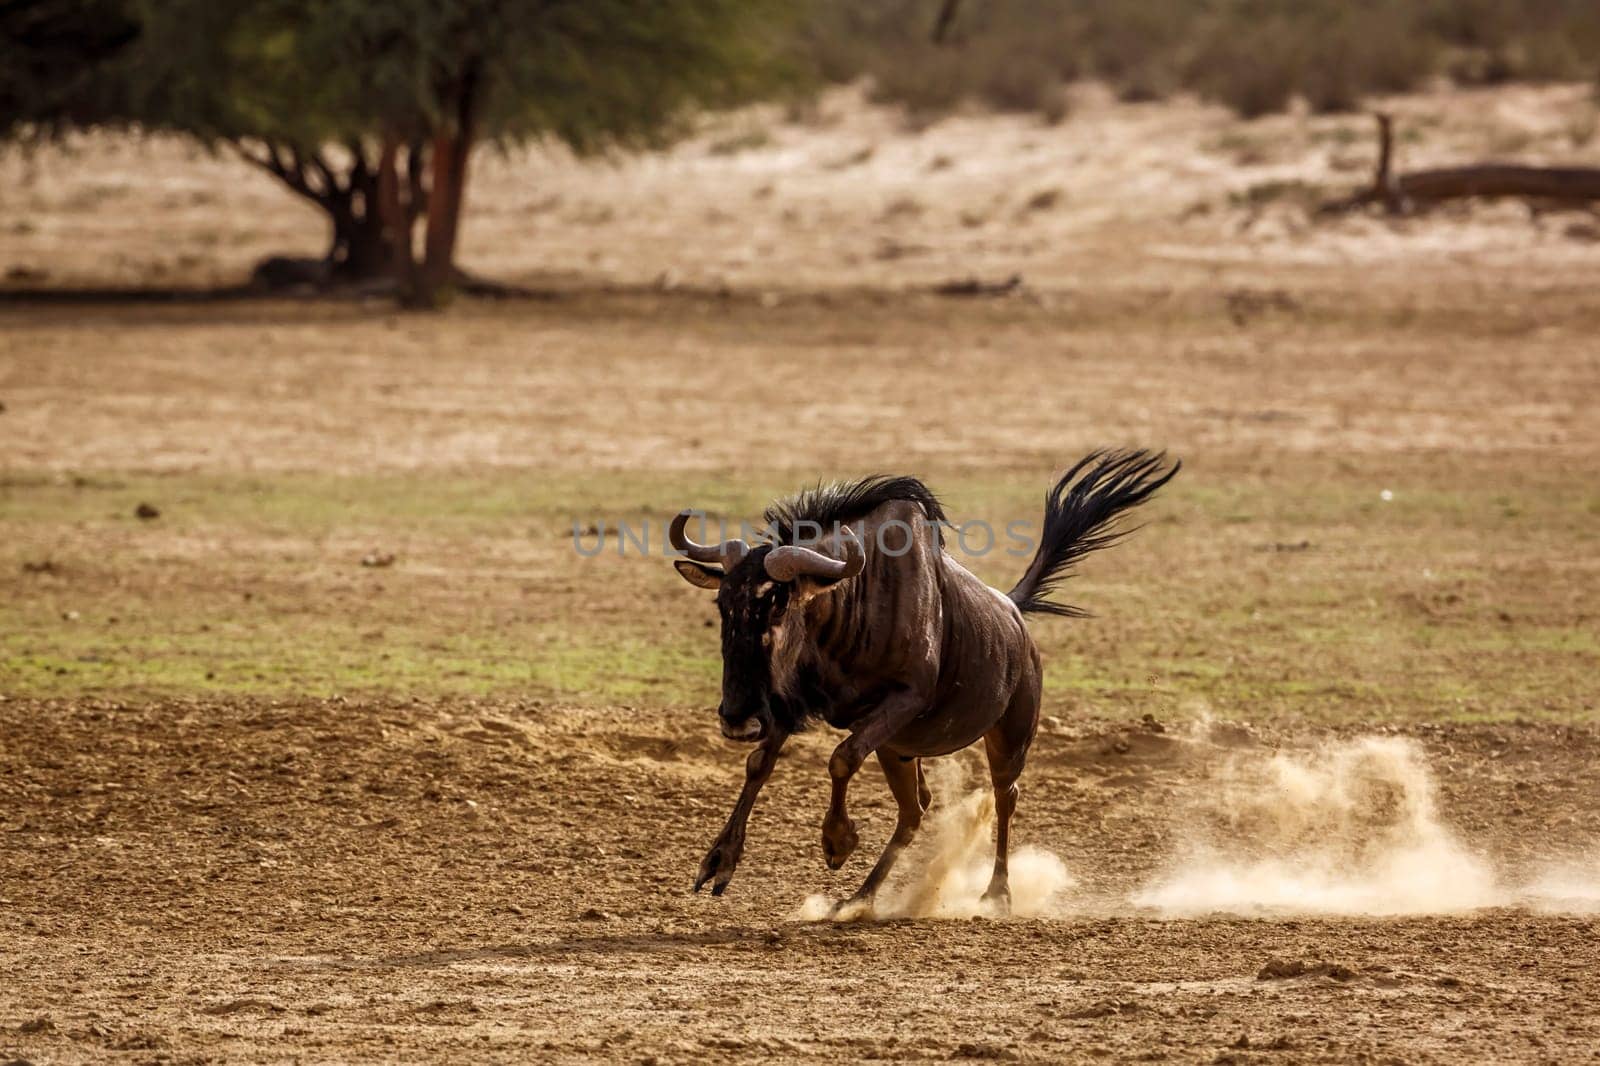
[821,688,928,870]
[695,729,788,896]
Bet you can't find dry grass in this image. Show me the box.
[2,287,1596,723]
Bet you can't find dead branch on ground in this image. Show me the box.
[1322,113,1600,216]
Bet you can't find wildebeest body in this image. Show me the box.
[785,502,1037,756]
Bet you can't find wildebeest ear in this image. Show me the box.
[674,560,724,590]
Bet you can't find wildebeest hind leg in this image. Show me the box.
[843,753,925,905]
[981,699,1035,912]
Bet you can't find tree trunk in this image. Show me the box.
[234,138,398,286]
[410,132,467,306]
[409,62,481,309]
[329,203,392,282]
[376,138,418,293]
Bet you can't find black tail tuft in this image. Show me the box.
[1008,449,1180,618]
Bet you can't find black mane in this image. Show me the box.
[763,475,946,544]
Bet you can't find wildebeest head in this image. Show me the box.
[669,511,863,741]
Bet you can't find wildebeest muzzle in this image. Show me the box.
[719,702,770,741]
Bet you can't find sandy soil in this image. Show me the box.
[3,697,1599,1064]
[3,85,1600,1064]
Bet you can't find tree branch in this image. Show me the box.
[346,137,370,186]
[308,149,346,202]
[1372,112,1405,215]
[229,137,329,207]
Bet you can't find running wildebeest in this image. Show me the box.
[668,449,1179,909]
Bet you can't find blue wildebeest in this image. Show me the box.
[668,450,1179,909]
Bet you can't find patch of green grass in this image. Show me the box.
[0,469,781,533]
[2,466,1596,722]
[0,613,720,705]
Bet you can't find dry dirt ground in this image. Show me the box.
[3,698,1600,1065]
[3,86,1600,1063]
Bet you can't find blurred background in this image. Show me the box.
[4,0,1600,299]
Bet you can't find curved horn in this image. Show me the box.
[764,527,865,584]
[720,539,749,571]
[669,510,749,571]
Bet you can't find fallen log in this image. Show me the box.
[1322,113,1600,215]
[1392,164,1600,204]
[931,273,1023,298]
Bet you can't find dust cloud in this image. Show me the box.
[1132,736,1502,917]
[796,735,1599,922]
[1521,856,1600,914]
[798,757,1075,922]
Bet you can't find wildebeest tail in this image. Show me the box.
[1007,449,1180,618]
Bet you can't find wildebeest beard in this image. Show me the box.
[715,546,781,730]
[713,544,819,736]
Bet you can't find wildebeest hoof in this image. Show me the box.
[982,880,1012,914]
[692,854,717,893]
[693,838,742,895]
[828,895,873,921]
[821,818,859,870]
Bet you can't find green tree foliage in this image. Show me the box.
[0,0,140,136]
[28,0,794,305]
